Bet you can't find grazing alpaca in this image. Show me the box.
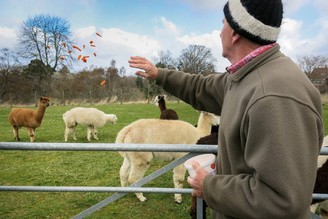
[154,95,178,120]
[8,96,51,142]
[116,111,220,203]
[63,107,117,141]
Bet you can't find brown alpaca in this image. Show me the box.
[8,96,51,142]
[154,95,179,120]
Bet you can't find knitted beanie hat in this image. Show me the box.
[223,0,283,45]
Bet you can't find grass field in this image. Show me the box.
[0,102,327,219]
[0,102,205,219]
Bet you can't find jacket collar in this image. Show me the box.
[229,44,282,82]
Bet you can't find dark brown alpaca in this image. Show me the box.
[313,154,328,205]
[190,127,218,219]
[311,151,328,217]
[154,95,179,120]
[8,96,51,142]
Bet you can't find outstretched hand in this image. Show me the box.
[187,160,209,198]
[128,56,158,80]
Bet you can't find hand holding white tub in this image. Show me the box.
[186,161,209,199]
[185,154,217,198]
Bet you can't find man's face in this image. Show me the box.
[220,18,234,61]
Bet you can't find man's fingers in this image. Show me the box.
[135,71,149,78]
[129,63,144,70]
[129,56,146,61]
[129,62,153,73]
[129,56,158,80]
[191,160,201,170]
[187,176,193,184]
[129,56,148,65]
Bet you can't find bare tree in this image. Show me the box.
[107,59,119,98]
[177,45,216,74]
[119,66,126,77]
[297,55,328,75]
[155,50,177,69]
[18,14,73,73]
[23,59,54,97]
[0,48,21,103]
[52,65,72,105]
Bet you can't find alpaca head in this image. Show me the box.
[199,111,220,126]
[39,96,51,107]
[106,114,118,124]
[154,95,165,106]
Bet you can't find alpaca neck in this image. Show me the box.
[159,100,167,112]
[197,113,212,135]
[35,105,46,123]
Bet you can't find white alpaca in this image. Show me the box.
[63,107,117,141]
[116,111,220,203]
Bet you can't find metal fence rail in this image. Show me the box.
[0,142,218,152]
[0,142,327,219]
[0,142,217,219]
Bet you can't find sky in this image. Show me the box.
[0,0,327,75]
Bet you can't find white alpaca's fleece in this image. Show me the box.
[63,107,117,141]
[116,111,220,203]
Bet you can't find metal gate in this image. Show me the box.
[0,142,327,219]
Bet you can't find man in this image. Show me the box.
[129,0,324,218]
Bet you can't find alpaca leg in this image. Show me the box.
[172,164,186,203]
[87,126,92,141]
[129,153,153,202]
[64,126,77,141]
[189,196,197,219]
[64,127,70,142]
[28,128,35,142]
[120,157,131,187]
[12,126,20,141]
[129,163,149,202]
[72,126,77,140]
[93,127,99,140]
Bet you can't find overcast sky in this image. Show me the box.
[0,0,327,74]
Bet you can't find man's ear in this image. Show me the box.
[231,30,240,44]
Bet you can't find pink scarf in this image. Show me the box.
[226,43,277,74]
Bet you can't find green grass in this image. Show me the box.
[0,102,204,219]
[1,102,327,219]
